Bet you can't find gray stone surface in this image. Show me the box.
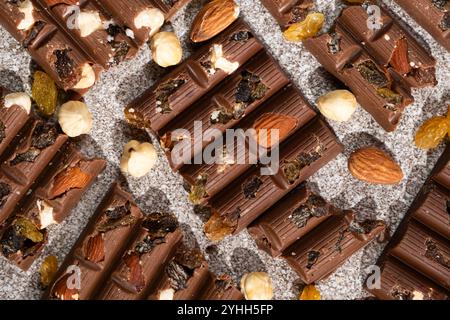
[0,0,448,300]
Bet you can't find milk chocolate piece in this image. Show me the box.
[45,184,143,300]
[337,4,437,88]
[260,0,315,29]
[206,118,343,235]
[198,274,244,300]
[160,51,290,171]
[390,220,450,290]
[304,25,414,132]
[179,85,316,203]
[283,211,386,284]
[248,187,338,257]
[394,0,450,52]
[97,212,183,300]
[125,20,264,131]
[370,257,449,300]
[432,145,450,189]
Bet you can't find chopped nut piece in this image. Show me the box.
[134,8,164,37]
[37,200,55,229]
[74,11,102,37]
[50,166,92,199]
[58,101,93,137]
[210,44,239,75]
[240,272,273,300]
[17,0,35,31]
[72,63,96,90]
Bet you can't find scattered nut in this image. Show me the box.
[17,0,35,31]
[240,272,273,300]
[72,63,96,90]
[158,288,175,300]
[75,11,102,37]
[120,140,158,178]
[134,8,165,37]
[58,101,93,137]
[210,44,239,74]
[316,90,358,122]
[4,92,31,114]
[190,0,240,43]
[151,32,183,68]
[348,147,404,185]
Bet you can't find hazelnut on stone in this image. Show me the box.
[58,101,93,137]
[151,32,183,68]
[240,272,273,300]
[4,92,31,114]
[120,140,158,178]
[316,90,358,122]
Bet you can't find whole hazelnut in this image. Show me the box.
[151,32,183,68]
[316,90,358,122]
[58,101,93,137]
[120,140,158,178]
[240,272,273,300]
[4,92,31,114]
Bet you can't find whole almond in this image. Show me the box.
[348,147,403,185]
[83,233,105,263]
[390,38,411,75]
[252,113,298,148]
[190,0,240,43]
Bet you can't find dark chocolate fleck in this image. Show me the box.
[306,250,320,269]
[424,239,450,268]
[111,41,130,66]
[155,78,186,114]
[230,31,253,42]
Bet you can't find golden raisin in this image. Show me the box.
[299,284,321,300]
[15,217,44,243]
[32,71,58,117]
[415,116,448,149]
[40,255,58,288]
[204,212,235,242]
[283,13,325,42]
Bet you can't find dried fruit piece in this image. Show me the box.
[84,234,105,263]
[155,78,186,114]
[415,116,448,149]
[327,32,341,54]
[166,261,189,291]
[376,88,403,105]
[299,284,321,300]
[242,176,263,199]
[306,250,320,269]
[283,12,325,42]
[32,71,58,117]
[15,217,44,243]
[348,147,404,184]
[189,174,208,204]
[50,166,92,199]
[40,255,58,288]
[0,182,10,208]
[290,195,328,228]
[252,113,298,148]
[357,60,389,88]
[390,38,411,75]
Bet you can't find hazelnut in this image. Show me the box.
[72,63,96,90]
[210,44,239,74]
[316,90,358,122]
[158,288,175,300]
[75,11,102,37]
[120,140,158,178]
[240,272,273,300]
[17,0,35,31]
[58,101,93,137]
[4,92,31,114]
[134,8,164,37]
[151,32,183,68]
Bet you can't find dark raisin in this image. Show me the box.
[53,49,75,82]
[0,226,26,257]
[357,60,389,87]
[306,250,320,269]
[0,182,11,208]
[32,123,58,149]
[166,261,189,291]
[106,202,131,220]
[242,176,263,199]
[446,200,450,218]
[391,287,413,300]
[235,71,268,104]
[175,247,203,270]
[440,12,450,31]
[23,20,46,48]
[10,148,41,165]
[290,194,328,228]
[134,235,165,254]
[327,33,341,54]
[215,275,233,292]
[142,212,179,238]
[349,219,382,235]
[106,23,123,38]
[230,31,252,42]
[290,205,311,228]
[162,0,179,7]
[335,229,347,253]
[111,41,130,65]
[432,0,449,11]
[0,120,6,143]
[155,78,186,114]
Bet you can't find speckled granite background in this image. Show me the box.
[0,0,449,300]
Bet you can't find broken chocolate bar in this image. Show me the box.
[367,145,450,299]
[394,0,450,52]
[260,0,315,30]
[44,183,242,300]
